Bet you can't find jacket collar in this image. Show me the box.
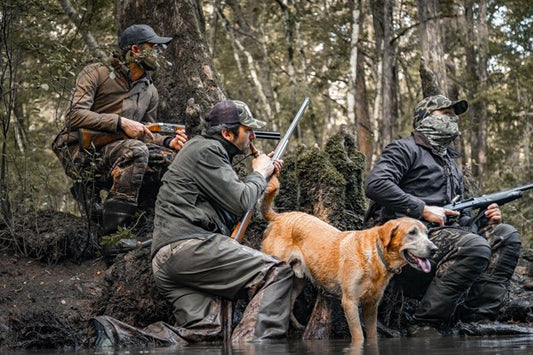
[205,134,242,160]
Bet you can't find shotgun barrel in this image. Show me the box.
[230,97,310,243]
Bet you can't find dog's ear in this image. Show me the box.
[380,220,399,248]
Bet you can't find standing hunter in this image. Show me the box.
[365,95,521,335]
[53,24,187,236]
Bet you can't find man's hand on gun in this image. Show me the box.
[484,203,502,225]
[423,205,460,227]
[168,130,188,151]
[423,203,501,227]
[252,152,283,180]
[120,118,188,150]
[269,151,283,178]
[120,117,154,140]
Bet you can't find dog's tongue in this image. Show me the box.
[417,258,432,273]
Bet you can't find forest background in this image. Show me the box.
[0,0,532,248]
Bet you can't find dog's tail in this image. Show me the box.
[260,175,280,221]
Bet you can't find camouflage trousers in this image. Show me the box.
[152,234,295,343]
[396,223,521,328]
[54,139,176,207]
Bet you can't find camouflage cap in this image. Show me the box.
[206,100,266,129]
[413,95,468,128]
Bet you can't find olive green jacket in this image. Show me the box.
[152,135,267,258]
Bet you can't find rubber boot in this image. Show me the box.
[70,181,104,222]
[457,276,508,322]
[101,199,138,236]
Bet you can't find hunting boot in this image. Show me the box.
[101,199,138,265]
[70,181,104,222]
[101,198,138,236]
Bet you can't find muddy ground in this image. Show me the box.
[1,130,532,350]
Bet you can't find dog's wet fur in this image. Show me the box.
[260,176,437,342]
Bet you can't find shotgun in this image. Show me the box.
[444,183,533,233]
[78,123,281,150]
[230,97,310,243]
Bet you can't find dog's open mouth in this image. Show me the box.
[403,250,432,273]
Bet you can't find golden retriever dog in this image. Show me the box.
[260,176,437,343]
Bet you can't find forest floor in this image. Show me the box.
[0,253,107,349]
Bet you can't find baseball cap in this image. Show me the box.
[206,100,266,129]
[118,24,172,49]
[413,95,468,127]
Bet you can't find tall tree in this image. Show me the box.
[217,0,280,124]
[417,0,448,97]
[0,3,21,222]
[117,0,226,132]
[57,0,107,62]
[372,0,397,150]
[464,0,489,178]
[349,0,372,168]
[347,0,361,129]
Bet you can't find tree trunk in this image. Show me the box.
[372,0,396,149]
[464,0,488,178]
[117,0,226,134]
[347,0,360,129]
[351,0,372,170]
[0,4,21,224]
[417,0,448,97]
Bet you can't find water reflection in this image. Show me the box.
[3,335,533,355]
[111,335,533,355]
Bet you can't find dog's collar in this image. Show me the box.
[376,240,402,274]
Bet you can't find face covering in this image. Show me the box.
[140,52,161,71]
[415,113,460,150]
[125,45,163,72]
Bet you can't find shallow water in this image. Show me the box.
[4,335,533,355]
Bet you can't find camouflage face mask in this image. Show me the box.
[415,113,460,148]
[125,45,165,72]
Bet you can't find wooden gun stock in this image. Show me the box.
[78,123,185,150]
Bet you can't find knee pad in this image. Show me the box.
[458,233,492,259]
[491,223,521,247]
[123,140,150,165]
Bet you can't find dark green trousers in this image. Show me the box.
[152,234,294,343]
